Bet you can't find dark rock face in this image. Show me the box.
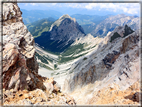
[123,25,134,37]
[102,50,120,69]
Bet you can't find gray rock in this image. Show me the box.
[49,14,85,46]
[2,2,39,91]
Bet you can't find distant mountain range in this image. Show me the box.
[21,9,62,24]
[26,13,139,39]
[71,14,139,37]
[90,14,139,37]
[25,14,139,55]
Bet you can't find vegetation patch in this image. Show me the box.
[83,57,87,60]
[35,52,49,64]
[38,62,53,70]
[54,64,58,70]
[26,18,54,38]
[59,52,88,63]
[61,43,85,56]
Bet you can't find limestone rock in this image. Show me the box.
[2,2,40,91]
[44,82,54,94]
[3,86,76,105]
[3,2,22,26]
[2,2,76,106]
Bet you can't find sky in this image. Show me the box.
[18,2,140,16]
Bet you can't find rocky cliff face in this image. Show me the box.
[2,2,76,106]
[63,25,140,104]
[2,2,40,91]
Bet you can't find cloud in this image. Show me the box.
[51,3,57,6]
[85,3,97,9]
[83,3,140,15]
[30,3,37,6]
[55,3,139,15]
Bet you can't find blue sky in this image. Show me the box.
[18,3,140,16]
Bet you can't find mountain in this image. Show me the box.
[70,14,139,37]
[90,14,140,37]
[34,14,86,53]
[63,25,140,104]
[21,9,62,25]
[71,14,109,34]
[26,18,55,38]
[71,14,109,25]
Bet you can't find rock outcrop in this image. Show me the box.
[63,25,140,105]
[87,81,141,105]
[3,77,76,105]
[2,2,76,106]
[2,2,39,91]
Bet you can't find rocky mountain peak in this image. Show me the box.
[49,14,85,40]
[35,14,85,53]
[59,14,71,19]
[49,14,77,31]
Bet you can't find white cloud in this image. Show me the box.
[30,3,37,6]
[58,3,140,15]
[85,3,97,9]
[83,3,140,15]
[52,3,57,6]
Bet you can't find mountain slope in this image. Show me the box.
[63,25,140,104]
[26,18,55,38]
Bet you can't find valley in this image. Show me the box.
[30,14,140,105]
[2,2,141,106]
